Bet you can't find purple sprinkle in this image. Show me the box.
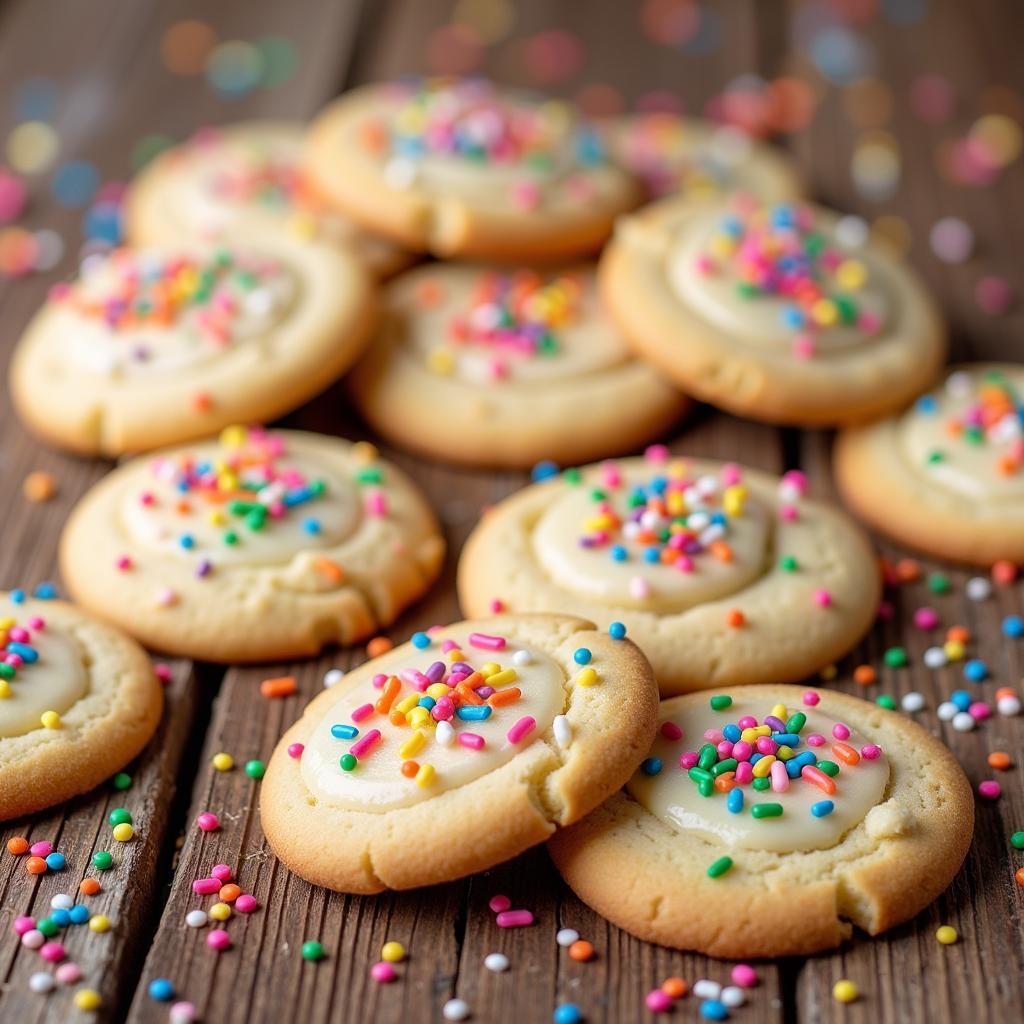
[425,661,446,682]
[195,559,212,578]
[477,686,495,699]
[764,715,786,731]
[451,662,474,676]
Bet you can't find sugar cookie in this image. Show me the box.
[835,363,1024,565]
[458,452,880,694]
[0,593,161,821]
[304,78,639,261]
[124,120,412,277]
[606,112,803,202]
[260,615,658,892]
[10,229,377,456]
[600,196,946,426]
[347,263,687,468]
[59,428,444,662]
[549,684,973,957]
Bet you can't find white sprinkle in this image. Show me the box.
[937,701,958,721]
[384,158,418,190]
[185,910,208,928]
[29,972,55,994]
[155,587,178,608]
[442,998,470,1021]
[835,214,869,248]
[50,893,73,910]
[693,980,722,1000]
[484,953,509,972]
[323,669,344,689]
[966,577,992,601]
[435,720,455,747]
[923,647,947,669]
[629,576,650,600]
[946,370,973,397]
[556,928,579,947]
[998,695,1021,717]
[512,649,532,667]
[952,711,976,732]
[553,715,572,750]
[901,692,925,713]
[721,986,745,1007]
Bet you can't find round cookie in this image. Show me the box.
[304,78,639,262]
[600,195,946,426]
[549,684,973,958]
[59,427,445,662]
[124,120,412,278]
[458,451,880,694]
[260,614,658,892]
[10,229,377,456]
[347,262,688,468]
[606,112,804,202]
[0,593,162,821]
[835,363,1024,565]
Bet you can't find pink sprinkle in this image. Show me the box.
[781,470,807,495]
[779,504,799,521]
[877,600,895,620]
[349,729,382,760]
[287,742,304,759]
[721,463,742,486]
[371,961,397,982]
[975,275,1014,315]
[913,607,940,630]
[511,180,540,210]
[832,723,850,741]
[489,599,505,613]
[737,716,757,730]
[27,616,45,630]
[679,751,698,770]
[55,962,82,984]
[806,734,826,747]
[601,461,622,488]
[716,740,734,758]
[372,673,388,689]
[496,910,534,928]
[351,703,374,723]
[21,930,44,949]
[192,878,221,895]
[211,864,233,882]
[169,1002,196,1022]
[629,576,651,599]
[468,632,506,651]
[646,989,674,1012]
[196,812,219,832]
[39,941,66,963]
[792,334,816,360]
[365,491,388,517]
[734,762,754,784]
[860,744,882,760]
[432,697,456,722]
[30,841,52,857]
[969,702,992,721]
[441,639,459,653]
[660,722,683,741]
[458,733,485,750]
[507,716,536,744]
[978,780,1001,800]
[732,741,752,761]
[235,894,258,913]
[13,916,35,935]
[756,737,778,756]
[770,760,790,793]
[154,663,172,684]
[206,929,231,951]
[644,444,669,463]
[813,589,832,608]
[703,728,724,743]
[803,691,820,706]
[116,555,133,571]
[732,964,758,988]
[489,895,511,914]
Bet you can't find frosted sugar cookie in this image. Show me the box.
[607,112,803,202]
[835,364,1024,565]
[0,593,161,821]
[260,615,658,892]
[600,196,946,426]
[458,451,880,694]
[347,263,687,468]
[124,120,411,277]
[304,78,639,261]
[10,229,377,456]
[549,685,973,957]
[59,428,444,662]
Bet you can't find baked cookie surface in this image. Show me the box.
[260,614,658,892]
[347,262,687,468]
[600,196,946,426]
[549,684,973,958]
[10,230,377,456]
[0,594,162,821]
[458,452,880,694]
[835,363,1024,565]
[124,120,411,277]
[304,78,639,261]
[59,428,444,662]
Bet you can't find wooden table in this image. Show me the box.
[1,1,1022,1021]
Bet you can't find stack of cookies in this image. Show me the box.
[11,74,1008,960]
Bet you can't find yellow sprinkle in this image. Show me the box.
[427,347,455,375]
[832,980,858,1004]
[935,925,958,945]
[447,649,465,662]
[381,940,406,963]
[944,640,965,662]
[351,441,378,465]
[210,902,232,921]
[207,510,226,526]
[576,668,599,687]
[41,710,61,729]
[399,731,427,760]
[0,681,11,699]
[396,694,420,715]
[0,617,14,629]
[480,662,501,678]
[740,727,758,744]
[287,211,317,240]
[112,823,134,842]
[770,704,788,720]
[219,424,248,450]
[776,745,794,762]
[74,988,102,1010]
[666,491,686,516]
[426,683,451,699]
[406,707,431,729]
[415,763,436,788]
[812,299,838,327]
[212,752,234,772]
[487,668,518,688]
[836,259,867,290]
[752,755,776,778]
[88,915,111,934]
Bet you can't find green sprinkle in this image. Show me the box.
[712,758,738,776]
[751,803,784,819]
[112,772,132,791]
[0,663,14,680]
[883,647,908,668]
[710,695,733,712]
[698,776,714,797]
[752,777,771,791]
[37,918,59,937]
[779,555,798,572]
[224,531,239,546]
[92,851,113,871]
[245,760,266,780]
[776,745,794,761]
[926,450,945,464]
[928,573,951,594]
[876,695,897,710]
[562,467,582,485]
[707,856,733,879]
[245,509,266,531]
[355,467,382,485]
[786,712,806,734]
[108,808,132,827]
[963,425,984,445]
[339,754,357,772]
[816,760,840,777]
[736,281,759,299]
[1011,831,1024,850]
[697,743,717,769]
[301,940,325,961]
[687,766,713,785]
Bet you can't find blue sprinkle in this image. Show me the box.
[6,642,37,663]
[553,1004,581,1024]
[573,648,592,665]
[811,800,835,818]
[749,752,763,765]
[68,905,90,924]
[302,517,321,535]
[330,724,358,740]
[770,733,801,746]
[52,159,99,208]
[417,696,436,710]
[963,659,988,683]
[610,545,628,562]
[531,460,560,482]
[608,621,626,640]
[45,852,65,871]
[643,547,660,564]
[701,999,729,1020]
[727,788,744,814]
[1002,615,1024,639]
[33,582,57,600]
[51,908,71,927]
[10,589,25,604]
[915,395,939,415]
[950,690,972,711]
[641,757,662,776]
[148,978,175,1001]
[723,724,741,743]
[179,534,195,550]
[457,705,492,721]
[411,631,431,650]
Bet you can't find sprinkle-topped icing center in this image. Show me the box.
[362,78,607,208]
[118,427,380,574]
[299,628,568,811]
[902,367,1024,501]
[49,248,297,376]
[0,598,87,739]
[532,454,779,613]
[628,694,889,853]
[668,200,890,360]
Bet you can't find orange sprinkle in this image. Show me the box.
[219,883,241,902]
[415,279,446,307]
[726,608,745,628]
[455,682,484,706]
[946,625,970,645]
[996,687,1018,700]
[367,636,393,658]
[400,760,419,778]
[388,710,407,727]
[801,764,837,795]
[568,940,594,962]
[191,391,212,412]
[832,741,860,766]
[7,836,28,855]
[260,676,296,699]
[710,540,733,563]
[992,560,1018,585]
[487,687,521,708]
[1016,867,1024,887]
[26,856,47,875]
[314,556,345,583]
[22,470,57,503]
[662,978,688,999]
[713,772,736,793]
[358,117,387,155]
[460,671,485,690]
[853,665,877,686]
[79,878,101,896]
[895,558,920,583]
[374,676,401,715]
[988,751,1012,771]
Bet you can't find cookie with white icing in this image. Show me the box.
[600,195,946,426]
[0,594,161,821]
[59,428,444,662]
[260,614,658,892]
[10,228,377,456]
[458,451,880,694]
[347,262,687,468]
[835,363,1024,565]
[304,78,639,262]
[124,120,412,277]
[549,684,973,957]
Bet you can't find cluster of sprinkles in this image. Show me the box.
[361,78,606,208]
[425,270,582,380]
[1,586,67,728]
[914,369,1023,476]
[695,200,881,360]
[642,691,882,861]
